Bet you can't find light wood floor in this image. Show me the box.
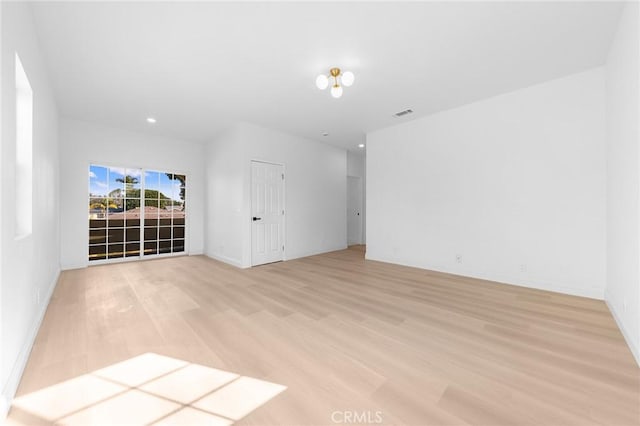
[8,247,640,425]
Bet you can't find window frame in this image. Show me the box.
[15,52,33,240]
[88,162,189,265]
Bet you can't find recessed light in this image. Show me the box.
[393,109,413,118]
[146,117,157,124]
[322,132,329,137]
[358,144,365,148]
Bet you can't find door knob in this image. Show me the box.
[252,217,262,221]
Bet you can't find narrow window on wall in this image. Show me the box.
[15,53,33,238]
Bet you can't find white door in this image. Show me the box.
[347,176,363,245]
[251,161,284,266]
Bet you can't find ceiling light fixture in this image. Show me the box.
[316,67,354,99]
[358,144,365,148]
[146,117,157,124]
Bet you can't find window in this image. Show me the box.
[15,53,33,238]
[143,170,186,256]
[88,165,186,262]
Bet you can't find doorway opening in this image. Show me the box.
[347,176,363,246]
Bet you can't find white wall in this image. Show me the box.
[347,150,365,178]
[367,68,606,299]
[206,122,347,268]
[347,151,366,244]
[206,126,245,266]
[605,2,640,366]
[1,2,60,415]
[59,118,205,270]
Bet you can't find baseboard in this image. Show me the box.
[206,246,349,269]
[63,251,205,270]
[0,396,8,424]
[605,296,640,368]
[61,261,87,271]
[206,252,245,269]
[285,245,349,262]
[1,268,60,420]
[364,252,604,300]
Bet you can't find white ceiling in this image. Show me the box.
[30,1,623,151]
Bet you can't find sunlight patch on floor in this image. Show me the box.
[10,353,286,425]
[93,353,188,387]
[10,375,126,422]
[140,363,240,405]
[193,376,288,420]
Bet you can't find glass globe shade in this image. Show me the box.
[331,85,343,98]
[316,74,329,90]
[341,71,355,87]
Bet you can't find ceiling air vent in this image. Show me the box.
[394,109,413,118]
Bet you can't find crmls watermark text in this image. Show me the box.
[331,410,384,424]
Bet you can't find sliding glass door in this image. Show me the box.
[88,165,186,262]
[143,171,186,256]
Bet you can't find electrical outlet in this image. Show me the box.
[520,264,527,272]
[455,254,462,264]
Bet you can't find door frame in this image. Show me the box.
[347,175,364,245]
[250,159,286,267]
